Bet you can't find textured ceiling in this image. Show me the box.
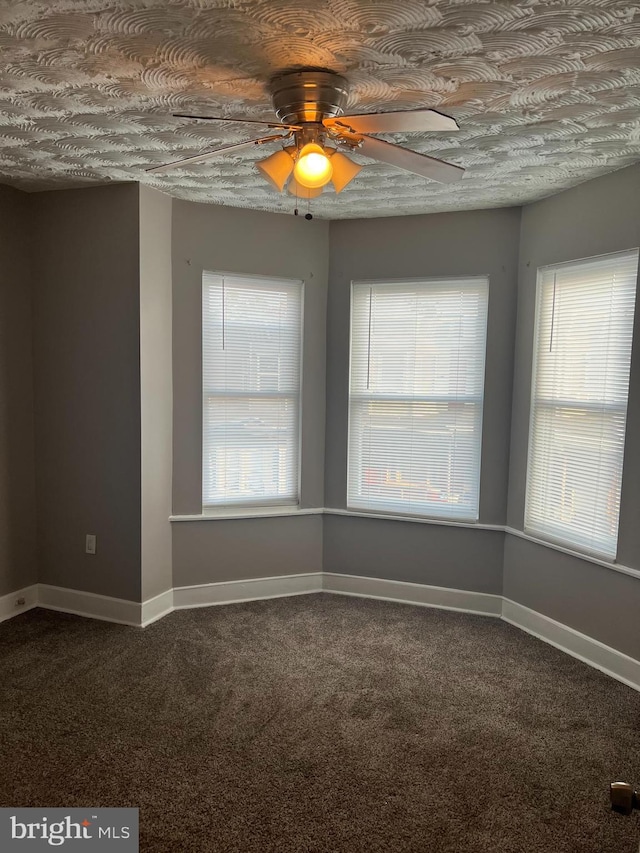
[1,0,640,219]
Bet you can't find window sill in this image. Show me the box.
[330,507,502,530]
[169,505,501,529]
[170,506,323,522]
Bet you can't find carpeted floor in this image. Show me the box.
[1,594,639,852]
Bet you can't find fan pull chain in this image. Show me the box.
[292,188,313,220]
[293,183,300,218]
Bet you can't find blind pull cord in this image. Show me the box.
[366,286,372,390]
[549,271,557,352]
[222,276,226,351]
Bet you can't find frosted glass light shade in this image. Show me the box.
[330,151,362,193]
[256,149,294,192]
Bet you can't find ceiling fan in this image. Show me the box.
[147,69,464,198]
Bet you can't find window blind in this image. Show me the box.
[525,249,639,558]
[202,272,302,507]
[348,277,489,520]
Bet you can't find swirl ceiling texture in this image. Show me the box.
[1,0,639,219]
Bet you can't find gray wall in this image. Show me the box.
[172,515,322,586]
[324,515,504,593]
[324,208,521,592]
[140,186,173,601]
[171,201,328,587]
[0,186,38,597]
[503,536,640,659]
[31,184,142,601]
[505,164,640,658]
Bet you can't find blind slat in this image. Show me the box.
[348,278,489,520]
[202,272,302,507]
[525,249,639,557]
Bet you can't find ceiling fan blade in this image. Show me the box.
[326,109,458,134]
[173,114,300,130]
[358,136,464,184]
[146,136,284,174]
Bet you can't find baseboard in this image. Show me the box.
[37,584,142,627]
[322,572,503,616]
[0,585,38,623]
[2,579,638,693]
[502,599,640,693]
[173,572,323,609]
[141,589,174,627]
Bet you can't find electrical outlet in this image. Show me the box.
[85,534,97,555]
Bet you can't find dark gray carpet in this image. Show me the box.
[1,594,639,852]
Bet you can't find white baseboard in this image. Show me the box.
[2,578,638,693]
[0,585,38,623]
[37,584,142,627]
[502,598,640,693]
[0,584,173,629]
[172,572,323,610]
[323,572,503,616]
[141,589,174,627]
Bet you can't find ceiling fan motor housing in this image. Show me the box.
[270,70,349,126]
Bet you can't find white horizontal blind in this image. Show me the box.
[525,250,639,558]
[202,272,302,507]
[348,277,489,520]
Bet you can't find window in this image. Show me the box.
[202,272,302,508]
[525,250,639,558]
[348,277,489,520]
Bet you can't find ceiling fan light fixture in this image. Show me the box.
[293,142,333,189]
[329,150,362,193]
[256,148,295,192]
[157,70,465,198]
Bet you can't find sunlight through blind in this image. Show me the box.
[525,250,639,558]
[348,277,489,520]
[202,272,302,507]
